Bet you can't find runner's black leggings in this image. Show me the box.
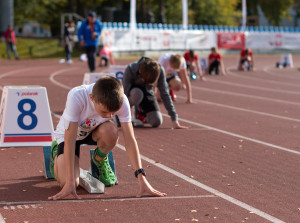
[85,46,97,72]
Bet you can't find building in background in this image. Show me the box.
[15,21,52,37]
[0,0,14,35]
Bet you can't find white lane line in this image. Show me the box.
[0,68,39,90]
[0,213,5,223]
[177,95,300,123]
[116,144,285,223]
[49,68,78,90]
[226,66,300,88]
[263,65,300,81]
[0,195,214,207]
[192,85,300,106]
[207,78,300,95]
[162,113,300,155]
[102,195,216,201]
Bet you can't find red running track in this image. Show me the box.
[0,54,300,223]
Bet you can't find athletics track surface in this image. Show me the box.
[0,54,299,223]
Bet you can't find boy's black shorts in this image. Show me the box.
[57,132,97,158]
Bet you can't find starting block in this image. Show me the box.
[82,66,126,85]
[199,58,207,74]
[108,65,126,81]
[82,73,116,85]
[79,168,105,194]
[276,54,293,68]
[43,146,117,193]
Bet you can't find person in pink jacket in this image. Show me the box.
[2,25,19,60]
[99,45,115,67]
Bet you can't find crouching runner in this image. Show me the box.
[48,76,167,200]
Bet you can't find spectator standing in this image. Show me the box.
[2,25,19,60]
[183,50,205,80]
[64,21,76,64]
[208,47,226,75]
[146,7,154,23]
[158,7,166,24]
[77,11,102,72]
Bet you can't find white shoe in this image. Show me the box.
[59,59,65,64]
[131,118,144,127]
[67,60,73,64]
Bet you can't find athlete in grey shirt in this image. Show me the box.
[122,57,187,129]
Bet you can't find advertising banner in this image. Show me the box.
[186,31,216,50]
[246,32,300,49]
[217,32,245,49]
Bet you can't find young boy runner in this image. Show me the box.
[123,57,188,129]
[158,53,194,103]
[48,76,166,200]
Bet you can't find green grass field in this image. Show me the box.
[0,37,84,59]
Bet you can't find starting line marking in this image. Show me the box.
[0,195,215,207]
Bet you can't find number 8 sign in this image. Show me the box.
[0,86,54,147]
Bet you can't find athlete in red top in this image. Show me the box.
[183,50,205,80]
[208,47,225,75]
[238,48,254,71]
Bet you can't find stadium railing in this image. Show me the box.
[101,22,299,33]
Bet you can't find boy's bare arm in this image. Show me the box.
[178,69,194,103]
[196,60,203,76]
[120,122,167,197]
[48,121,80,200]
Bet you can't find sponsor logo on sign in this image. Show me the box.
[16,92,39,97]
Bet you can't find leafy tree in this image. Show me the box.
[293,0,300,26]
[258,0,295,26]
[14,0,108,36]
[189,0,240,26]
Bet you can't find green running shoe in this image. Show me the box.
[90,151,116,186]
[50,141,58,180]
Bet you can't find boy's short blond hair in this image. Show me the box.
[169,54,182,70]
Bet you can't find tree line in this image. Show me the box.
[14,0,300,37]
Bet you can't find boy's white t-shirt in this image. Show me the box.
[54,83,131,144]
[158,53,187,77]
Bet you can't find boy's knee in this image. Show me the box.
[147,111,162,128]
[97,121,119,145]
[129,88,144,106]
[169,80,181,91]
[172,83,181,91]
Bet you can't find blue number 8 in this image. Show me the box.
[17,99,38,130]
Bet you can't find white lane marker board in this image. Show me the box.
[0,86,54,147]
